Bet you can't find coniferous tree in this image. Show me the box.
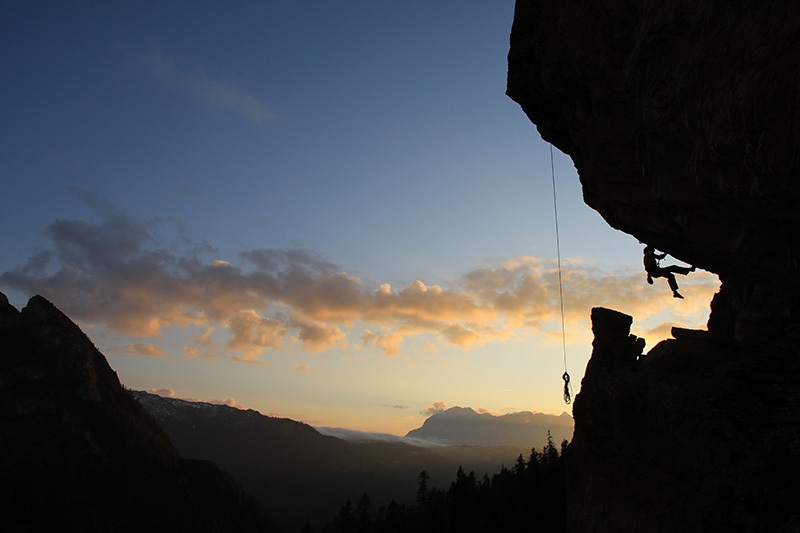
[323,436,570,532]
[356,492,372,533]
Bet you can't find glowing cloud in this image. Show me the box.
[0,210,719,362]
[362,329,404,356]
[124,343,166,357]
[423,401,448,416]
[148,388,175,398]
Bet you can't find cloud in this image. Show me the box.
[124,343,166,357]
[148,388,175,398]
[181,396,244,409]
[182,346,201,359]
[290,312,347,353]
[422,401,448,416]
[228,309,287,357]
[0,207,719,362]
[643,322,676,341]
[137,47,273,124]
[362,329,403,356]
[147,389,242,409]
[416,342,437,354]
[210,397,241,408]
[293,364,314,373]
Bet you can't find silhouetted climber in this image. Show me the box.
[643,245,695,299]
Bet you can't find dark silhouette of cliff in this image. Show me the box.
[507,2,800,531]
[0,292,279,532]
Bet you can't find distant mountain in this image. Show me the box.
[314,426,443,446]
[134,391,536,531]
[405,406,574,447]
[0,292,278,532]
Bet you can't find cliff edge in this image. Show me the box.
[507,1,800,530]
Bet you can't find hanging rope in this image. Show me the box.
[549,144,572,404]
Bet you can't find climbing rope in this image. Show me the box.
[549,144,572,404]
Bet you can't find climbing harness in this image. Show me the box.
[550,144,572,404]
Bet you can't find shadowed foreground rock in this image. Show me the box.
[507,0,800,345]
[507,1,800,530]
[568,308,800,531]
[0,292,279,532]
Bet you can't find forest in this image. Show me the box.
[317,433,568,533]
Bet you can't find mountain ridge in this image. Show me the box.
[0,292,278,532]
[134,390,554,531]
[405,406,573,446]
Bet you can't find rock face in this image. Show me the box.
[507,2,800,530]
[569,309,800,531]
[507,0,800,344]
[0,292,277,532]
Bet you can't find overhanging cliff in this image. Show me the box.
[507,1,800,530]
[508,1,800,289]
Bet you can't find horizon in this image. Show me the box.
[138,386,574,437]
[1,2,719,435]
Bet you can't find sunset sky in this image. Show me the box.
[1,2,719,435]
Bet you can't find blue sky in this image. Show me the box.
[1,2,719,434]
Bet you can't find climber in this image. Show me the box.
[643,245,695,299]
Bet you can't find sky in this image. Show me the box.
[0,1,720,435]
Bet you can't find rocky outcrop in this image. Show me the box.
[0,292,278,532]
[507,0,800,343]
[0,294,177,468]
[507,1,800,530]
[568,308,800,531]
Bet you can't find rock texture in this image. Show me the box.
[507,0,800,344]
[507,1,800,531]
[0,292,278,532]
[568,309,800,531]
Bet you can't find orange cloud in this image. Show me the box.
[148,387,175,398]
[227,309,287,358]
[182,346,201,359]
[422,401,448,416]
[362,329,404,356]
[1,211,719,360]
[290,312,347,353]
[124,343,166,357]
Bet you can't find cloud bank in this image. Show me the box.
[1,211,719,362]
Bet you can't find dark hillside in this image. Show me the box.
[0,292,279,532]
[136,391,534,531]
